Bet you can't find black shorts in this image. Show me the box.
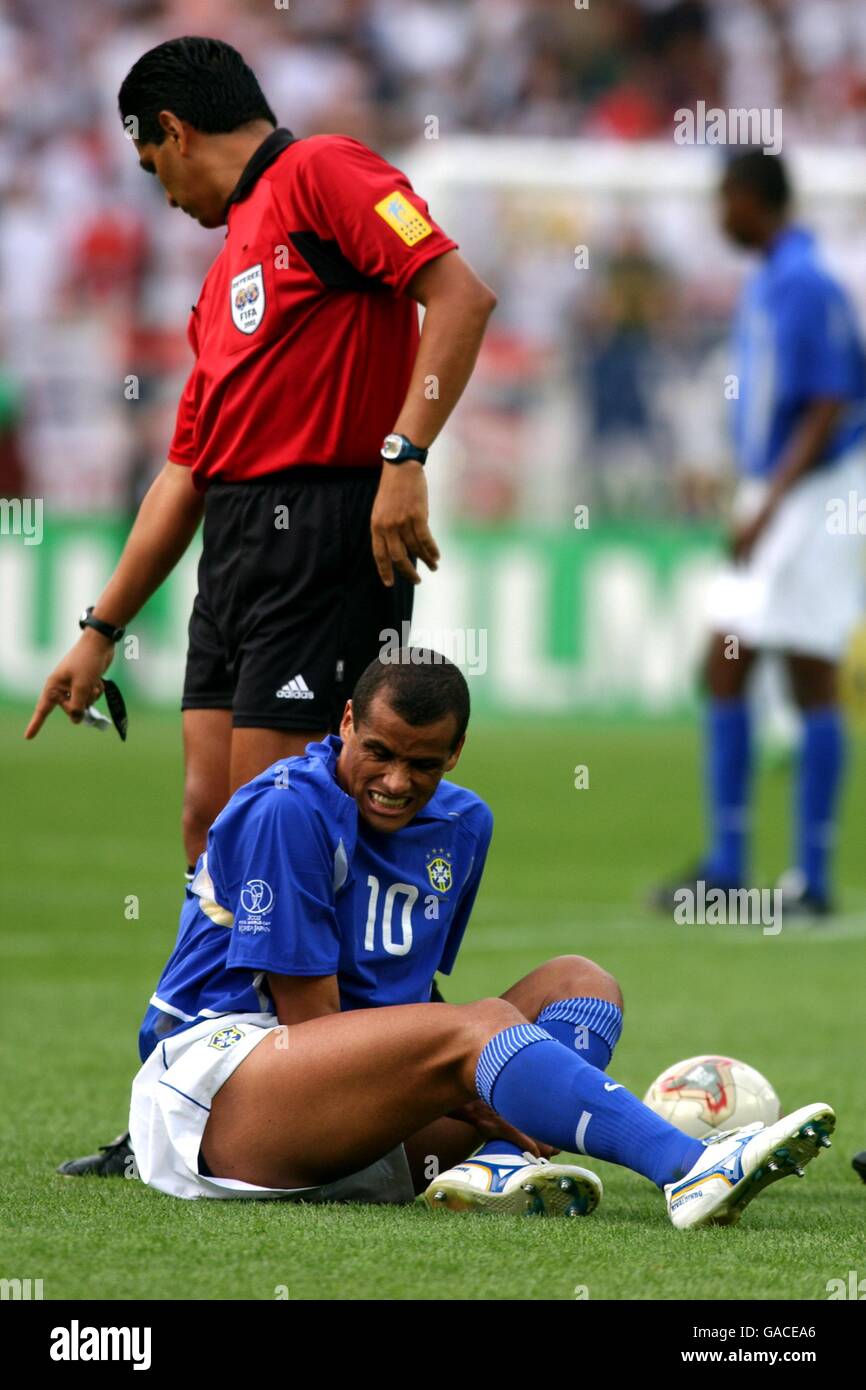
[182,466,414,731]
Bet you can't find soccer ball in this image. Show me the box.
[643,1055,782,1138]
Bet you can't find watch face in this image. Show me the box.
[381,434,403,460]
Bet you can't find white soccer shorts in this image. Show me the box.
[129,1012,415,1202]
[707,448,866,661]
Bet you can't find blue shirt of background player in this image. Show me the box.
[731,225,866,477]
[138,735,493,1061]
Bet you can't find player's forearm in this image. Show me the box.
[92,463,205,628]
[394,283,497,447]
[766,398,845,506]
[267,972,341,1026]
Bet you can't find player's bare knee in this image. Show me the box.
[539,954,623,1011]
[458,997,526,1073]
[421,999,523,1097]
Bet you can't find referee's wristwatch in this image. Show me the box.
[79,606,125,644]
[380,433,428,466]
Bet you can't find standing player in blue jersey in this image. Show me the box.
[129,653,834,1226]
[656,151,866,917]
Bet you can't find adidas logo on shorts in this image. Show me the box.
[276,674,315,699]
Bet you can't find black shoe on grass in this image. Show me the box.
[57,1130,134,1178]
[776,869,832,920]
[647,865,745,915]
[853,1152,866,1184]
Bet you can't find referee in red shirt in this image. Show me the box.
[26,37,495,1174]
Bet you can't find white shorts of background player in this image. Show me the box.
[707,447,866,662]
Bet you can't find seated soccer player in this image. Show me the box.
[130,652,834,1228]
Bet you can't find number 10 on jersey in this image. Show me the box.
[364,875,417,956]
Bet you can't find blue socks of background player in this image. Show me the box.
[704,698,751,885]
[797,706,845,903]
[475,1024,704,1188]
[703,698,844,902]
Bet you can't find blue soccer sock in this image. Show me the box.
[471,1000,623,1167]
[797,706,845,902]
[703,698,751,885]
[476,1025,704,1188]
[536,997,623,1070]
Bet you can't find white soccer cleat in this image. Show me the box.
[666,1102,835,1230]
[423,1150,603,1217]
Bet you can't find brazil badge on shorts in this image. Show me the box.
[208,1025,246,1051]
[231,264,265,335]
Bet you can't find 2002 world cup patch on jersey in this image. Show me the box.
[374,191,433,247]
[230,263,266,334]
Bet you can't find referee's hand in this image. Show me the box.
[371,461,440,587]
[24,631,113,739]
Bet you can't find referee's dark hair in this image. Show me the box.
[723,149,791,211]
[118,36,277,146]
[352,651,470,750]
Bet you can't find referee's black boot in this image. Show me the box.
[57,1130,134,1178]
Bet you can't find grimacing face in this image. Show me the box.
[337,694,464,833]
[134,113,227,229]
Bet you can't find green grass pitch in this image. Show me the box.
[2,706,865,1301]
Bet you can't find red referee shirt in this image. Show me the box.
[167,128,458,486]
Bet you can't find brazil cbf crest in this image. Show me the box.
[426,849,453,894]
[230,263,265,334]
[208,1025,245,1051]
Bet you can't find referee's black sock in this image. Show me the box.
[185,864,195,883]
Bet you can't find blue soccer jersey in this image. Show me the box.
[732,225,866,477]
[138,736,493,1061]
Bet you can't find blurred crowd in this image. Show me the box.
[2,0,866,520]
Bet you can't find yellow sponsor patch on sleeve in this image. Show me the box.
[374,190,433,247]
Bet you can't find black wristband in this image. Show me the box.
[79,606,125,644]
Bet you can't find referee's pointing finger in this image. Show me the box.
[24,686,60,739]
